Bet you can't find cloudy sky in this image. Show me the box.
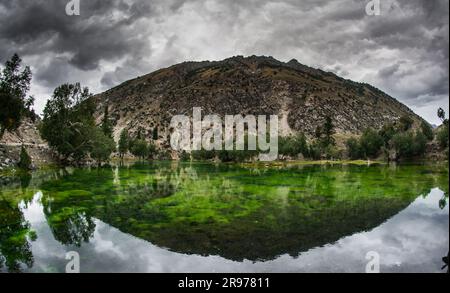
[0,0,448,124]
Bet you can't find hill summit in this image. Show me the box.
[93,55,423,146]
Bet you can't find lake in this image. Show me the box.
[0,162,448,273]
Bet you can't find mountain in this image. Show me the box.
[92,55,424,147]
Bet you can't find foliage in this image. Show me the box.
[420,121,434,141]
[359,128,384,159]
[437,126,449,149]
[346,138,361,160]
[101,105,113,138]
[118,129,129,158]
[130,139,151,160]
[315,116,335,148]
[392,131,427,159]
[278,133,308,158]
[0,54,34,139]
[152,127,158,140]
[379,123,397,147]
[18,146,32,170]
[40,83,96,162]
[398,115,414,132]
[90,127,116,165]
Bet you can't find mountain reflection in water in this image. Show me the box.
[0,162,448,273]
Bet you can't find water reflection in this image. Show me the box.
[0,162,448,273]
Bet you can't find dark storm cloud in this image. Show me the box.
[0,0,154,70]
[0,0,448,124]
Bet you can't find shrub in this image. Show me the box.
[437,125,449,149]
[18,146,32,170]
[420,121,434,141]
[359,128,384,159]
[346,138,361,160]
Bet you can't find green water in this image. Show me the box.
[0,162,448,273]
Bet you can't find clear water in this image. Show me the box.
[0,162,448,273]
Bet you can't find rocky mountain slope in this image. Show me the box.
[93,56,424,148]
[0,118,54,170]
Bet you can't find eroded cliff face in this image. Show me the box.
[92,55,423,149]
[0,118,54,170]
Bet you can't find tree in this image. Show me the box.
[437,108,449,149]
[0,54,33,139]
[130,139,150,160]
[346,138,361,160]
[379,123,397,147]
[90,127,116,166]
[315,116,335,155]
[392,131,427,159]
[359,128,384,159]
[118,129,129,158]
[279,133,308,158]
[438,108,446,123]
[152,127,158,140]
[40,83,96,162]
[420,121,434,141]
[18,146,32,170]
[437,126,449,149]
[101,105,113,138]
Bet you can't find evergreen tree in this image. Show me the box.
[18,145,32,170]
[118,129,129,158]
[101,105,113,138]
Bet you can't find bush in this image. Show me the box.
[359,128,384,159]
[279,133,308,158]
[18,146,32,170]
[437,125,449,149]
[346,138,361,160]
[420,121,434,141]
[179,151,191,161]
[130,139,150,160]
[392,131,427,159]
[90,128,116,165]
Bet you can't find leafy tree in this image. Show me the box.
[379,123,397,147]
[420,121,434,141]
[18,146,32,170]
[40,83,96,162]
[392,131,427,159]
[322,116,336,147]
[0,54,33,139]
[392,132,414,159]
[101,105,113,138]
[90,127,116,166]
[412,131,427,157]
[346,138,361,160]
[437,108,449,149]
[437,127,449,149]
[118,129,129,158]
[279,133,308,158]
[359,128,384,159]
[438,108,447,123]
[130,139,150,160]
